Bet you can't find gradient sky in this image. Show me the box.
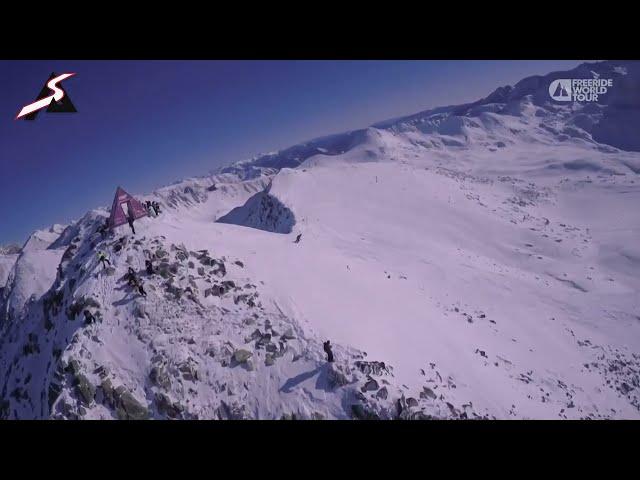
[0,60,583,245]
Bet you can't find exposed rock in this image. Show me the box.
[265,354,275,366]
[149,366,171,389]
[217,400,247,420]
[281,328,295,340]
[233,349,253,364]
[420,387,437,400]
[100,378,115,407]
[245,329,263,343]
[212,261,227,277]
[133,301,146,318]
[74,374,96,406]
[205,281,235,297]
[116,391,149,420]
[351,404,380,420]
[48,382,62,410]
[620,383,633,395]
[178,362,199,382]
[244,359,255,371]
[155,392,184,419]
[406,397,419,408]
[361,377,379,392]
[66,359,81,375]
[375,386,388,400]
[222,280,236,291]
[327,364,349,389]
[354,361,390,376]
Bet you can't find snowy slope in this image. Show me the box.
[0,244,21,288]
[0,251,19,293]
[1,60,639,420]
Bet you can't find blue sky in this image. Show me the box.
[0,60,583,245]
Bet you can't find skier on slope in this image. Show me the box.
[97,251,111,270]
[145,259,154,276]
[323,340,334,363]
[83,310,97,325]
[294,233,302,244]
[126,267,137,286]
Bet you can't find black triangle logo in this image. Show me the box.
[23,72,77,121]
[553,82,564,97]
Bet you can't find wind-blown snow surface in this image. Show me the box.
[1,60,639,420]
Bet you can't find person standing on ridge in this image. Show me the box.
[323,340,334,363]
[127,215,136,235]
[83,310,97,325]
[126,267,138,287]
[97,251,111,270]
[145,259,154,276]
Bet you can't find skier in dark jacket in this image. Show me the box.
[323,340,334,363]
[145,259,154,276]
[97,251,111,270]
[126,267,139,287]
[294,233,302,244]
[146,200,157,217]
[83,310,97,325]
[137,282,147,297]
[127,215,136,235]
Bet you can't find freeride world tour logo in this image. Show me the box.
[16,72,77,120]
[549,77,613,103]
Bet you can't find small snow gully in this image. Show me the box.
[323,340,334,363]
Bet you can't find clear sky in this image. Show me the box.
[0,60,583,245]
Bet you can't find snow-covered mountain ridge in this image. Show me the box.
[1,60,639,419]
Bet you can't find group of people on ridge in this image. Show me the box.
[145,200,161,217]
[93,201,341,363]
